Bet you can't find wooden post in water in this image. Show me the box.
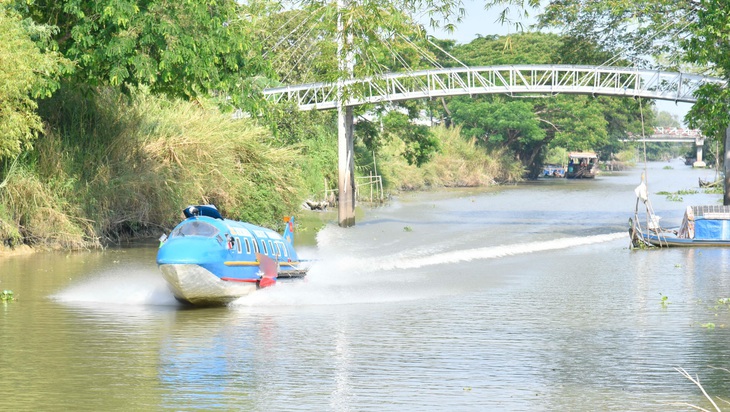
[336,0,355,227]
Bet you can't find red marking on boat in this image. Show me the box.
[221,277,258,283]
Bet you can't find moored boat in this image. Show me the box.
[157,205,307,305]
[630,202,730,248]
[542,164,565,178]
[566,152,598,179]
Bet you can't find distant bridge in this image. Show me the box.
[629,127,704,143]
[627,127,707,166]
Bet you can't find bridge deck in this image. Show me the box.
[263,65,725,111]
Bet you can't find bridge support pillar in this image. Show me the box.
[337,105,356,227]
[693,137,706,168]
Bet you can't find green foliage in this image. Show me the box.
[258,102,338,199]
[20,0,270,111]
[544,95,609,151]
[374,125,522,191]
[381,111,440,166]
[530,0,729,155]
[449,97,544,146]
[253,0,448,87]
[0,6,70,161]
[686,84,730,141]
[449,96,546,176]
[655,110,682,128]
[536,0,692,67]
[660,293,670,309]
[0,86,309,248]
[656,189,697,202]
[0,290,14,301]
[544,147,568,166]
[0,161,97,249]
[441,33,648,178]
[453,32,563,66]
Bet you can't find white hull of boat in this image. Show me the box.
[159,264,257,306]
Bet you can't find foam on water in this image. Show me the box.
[231,230,628,308]
[374,231,628,270]
[52,265,179,306]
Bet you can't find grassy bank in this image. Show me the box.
[372,126,524,191]
[0,88,519,251]
[1,87,308,249]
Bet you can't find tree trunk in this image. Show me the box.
[724,126,730,205]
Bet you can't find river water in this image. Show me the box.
[2,159,730,411]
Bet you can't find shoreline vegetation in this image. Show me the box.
[0,87,523,254]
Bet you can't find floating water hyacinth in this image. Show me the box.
[1,290,14,301]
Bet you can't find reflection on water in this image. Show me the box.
[2,160,730,411]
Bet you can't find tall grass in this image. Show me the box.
[0,87,522,250]
[372,125,523,191]
[0,86,307,249]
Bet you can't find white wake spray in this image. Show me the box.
[373,232,628,271]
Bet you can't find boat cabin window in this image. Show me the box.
[244,238,251,254]
[260,240,268,255]
[171,221,219,238]
[269,240,275,256]
[277,242,286,258]
[236,237,242,253]
[253,239,259,254]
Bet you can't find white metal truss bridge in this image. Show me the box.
[262,65,725,110]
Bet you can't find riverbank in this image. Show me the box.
[0,87,520,252]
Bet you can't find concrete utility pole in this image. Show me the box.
[336,0,356,227]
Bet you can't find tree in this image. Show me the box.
[502,0,729,200]
[682,0,730,204]
[381,110,440,166]
[439,32,648,177]
[449,97,544,175]
[0,6,69,160]
[683,0,730,137]
[17,0,270,111]
[654,110,682,128]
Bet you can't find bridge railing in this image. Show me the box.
[263,65,726,111]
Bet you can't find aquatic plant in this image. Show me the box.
[656,189,699,202]
[660,293,670,308]
[1,290,14,301]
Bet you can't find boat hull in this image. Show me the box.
[629,227,730,247]
[160,264,257,306]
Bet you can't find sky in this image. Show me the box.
[418,1,692,126]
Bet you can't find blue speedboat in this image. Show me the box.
[157,205,307,305]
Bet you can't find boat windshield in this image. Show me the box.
[171,221,219,238]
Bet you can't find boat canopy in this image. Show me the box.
[568,152,597,159]
[679,205,730,240]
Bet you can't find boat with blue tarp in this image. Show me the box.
[629,181,730,247]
